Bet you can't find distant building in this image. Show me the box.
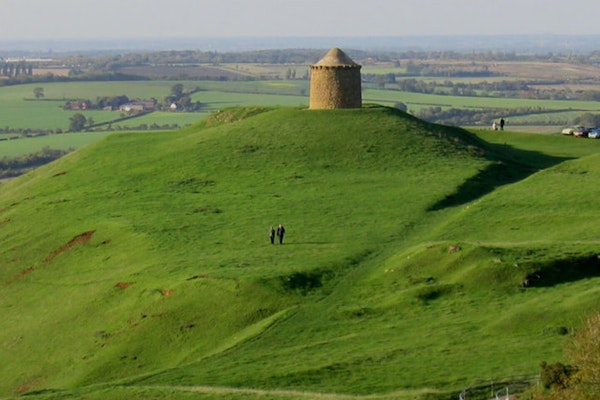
[119,103,144,113]
[67,100,91,111]
[118,99,156,113]
[309,48,362,110]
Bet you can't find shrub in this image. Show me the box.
[540,361,575,389]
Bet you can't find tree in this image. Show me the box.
[394,102,408,112]
[171,83,184,99]
[540,361,574,390]
[33,87,44,99]
[566,311,600,399]
[573,113,600,128]
[177,95,192,110]
[533,312,600,399]
[69,113,87,132]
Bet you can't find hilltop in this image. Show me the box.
[1,106,600,400]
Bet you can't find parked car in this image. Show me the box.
[573,127,590,137]
[588,128,600,138]
[562,125,586,135]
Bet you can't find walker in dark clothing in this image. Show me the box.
[269,227,275,244]
[277,224,285,244]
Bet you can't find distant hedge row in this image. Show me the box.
[0,147,71,179]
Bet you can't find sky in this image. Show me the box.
[1,0,599,41]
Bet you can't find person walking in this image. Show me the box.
[277,224,285,244]
[500,118,505,130]
[269,226,276,244]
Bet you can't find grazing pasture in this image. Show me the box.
[2,106,600,400]
[0,132,111,157]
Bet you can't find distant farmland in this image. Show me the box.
[3,52,600,163]
[117,65,247,80]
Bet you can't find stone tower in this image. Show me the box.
[309,48,362,110]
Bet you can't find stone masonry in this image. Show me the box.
[309,48,362,109]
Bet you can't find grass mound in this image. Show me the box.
[1,106,600,399]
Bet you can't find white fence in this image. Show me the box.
[458,375,539,400]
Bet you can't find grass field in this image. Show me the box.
[0,132,112,158]
[0,81,224,131]
[0,81,308,158]
[363,87,600,113]
[1,106,600,399]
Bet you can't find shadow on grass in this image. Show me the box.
[278,241,331,245]
[523,254,600,288]
[428,141,572,211]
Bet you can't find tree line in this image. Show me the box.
[415,106,567,126]
[6,47,600,83]
[389,78,600,102]
[0,147,70,179]
[414,107,600,127]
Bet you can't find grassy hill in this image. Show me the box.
[1,105,599,400]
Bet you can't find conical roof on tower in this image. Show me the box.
[313,48,359,68]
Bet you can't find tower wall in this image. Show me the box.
[309,65,362,109]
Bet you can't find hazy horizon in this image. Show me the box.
[2,0,599,41]
[3,34,600,55]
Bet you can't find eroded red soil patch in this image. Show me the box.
[115,282,134,289]
[6,230,96,285]
[6,266,35,284]
[43,230,95,263]
[16,377,43,396]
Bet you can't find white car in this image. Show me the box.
[588,128,600,138]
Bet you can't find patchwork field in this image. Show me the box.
[4,53,600,161]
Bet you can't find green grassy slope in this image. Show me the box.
[1,106,599,400]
